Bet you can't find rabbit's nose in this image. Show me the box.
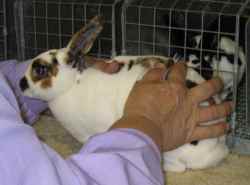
[20,77,29,91]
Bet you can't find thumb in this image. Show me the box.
[141,68,167,82]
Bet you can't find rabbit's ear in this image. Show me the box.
[67,15,104,56]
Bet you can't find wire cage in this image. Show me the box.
[0,0,7,60]
[11,0,250,153]
[15,0,122,60]
[121,0,250,153]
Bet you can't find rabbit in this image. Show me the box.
[19,16,245,172]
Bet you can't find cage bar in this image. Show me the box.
[0,0,7,60]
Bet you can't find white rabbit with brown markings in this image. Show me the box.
[19,16,244,172]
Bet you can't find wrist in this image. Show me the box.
[110,115,163,151]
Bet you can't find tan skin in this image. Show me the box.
[85,56,122,73]
[91,58,232,152]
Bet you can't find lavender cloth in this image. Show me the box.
[0,60,48,124]
[0,61,164,185]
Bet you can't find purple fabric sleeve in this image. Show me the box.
[0,60,48,124]
[0,71,164,185]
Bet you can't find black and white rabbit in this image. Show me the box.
[173,15,247,100]
[19,16,245,172]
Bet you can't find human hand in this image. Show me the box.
[112,63,232,152]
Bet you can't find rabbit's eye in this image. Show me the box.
[36,66,48,76]
[32,64,50,78]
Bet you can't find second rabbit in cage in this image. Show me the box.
[19,16,245,172]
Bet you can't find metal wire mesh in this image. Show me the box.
[16,0,119,60]
[121,0,250,143]
[122,0,248,56]
[0,0,7,60]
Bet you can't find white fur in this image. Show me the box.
[22,54,230,172]
[49,64,147,141]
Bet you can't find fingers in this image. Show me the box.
[189,122,229,142]
[87,57,122,74]
[198,101,233,123]
[141,68,167,82]
[96,62,122,73]
[166,62,187,84]
[189,77,224,103]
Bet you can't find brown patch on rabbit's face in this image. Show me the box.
[40,78,53,89]
[30,57,59,89]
